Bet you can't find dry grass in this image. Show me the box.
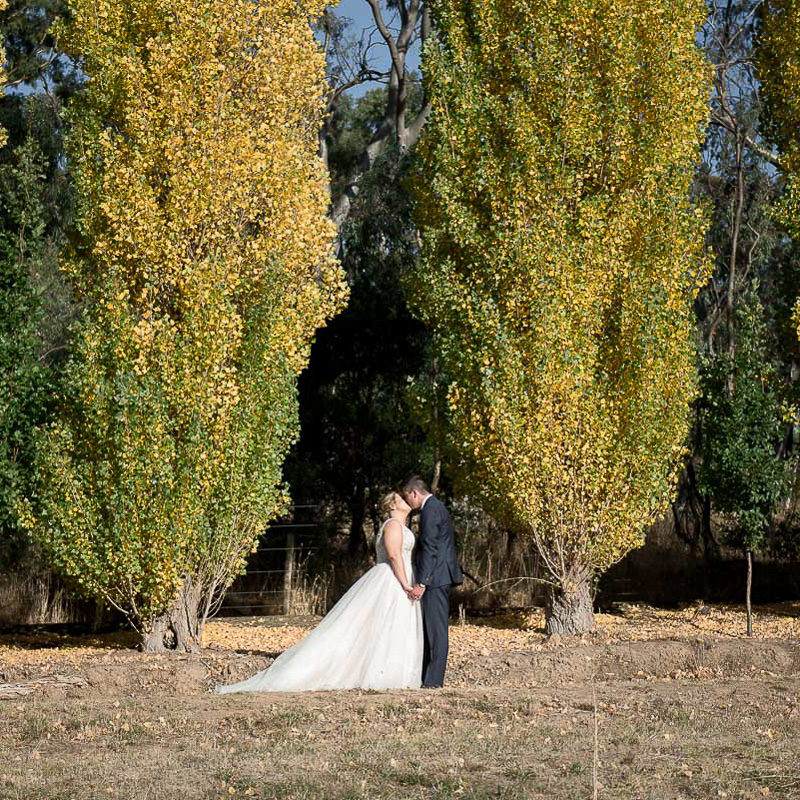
[1,604,800,799]
[1,680,799,799]
[286,560,331,617]
[0,572,78,626]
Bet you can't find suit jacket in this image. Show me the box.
[414,495,463,588]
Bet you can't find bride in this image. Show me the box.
[216,491,423,693]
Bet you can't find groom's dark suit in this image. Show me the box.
[414,495,463,687]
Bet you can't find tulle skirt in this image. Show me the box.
[216,559,423,693]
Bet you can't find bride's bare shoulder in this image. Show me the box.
[382,518,403,535]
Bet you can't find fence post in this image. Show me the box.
[283,531,295,614]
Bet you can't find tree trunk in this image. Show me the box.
[347,480,367,555]
[726,135,744,386]
[142,576,203,653]
[745,548,753,637]
[430,453,441,494]
[430,353,442,495]
[283,531,296,615]
[701,494,715,557]
[545,578,595,635]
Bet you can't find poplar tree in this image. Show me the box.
[19,0,347,650]
[414,0,711,633]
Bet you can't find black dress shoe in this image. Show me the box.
[422,683,443,689]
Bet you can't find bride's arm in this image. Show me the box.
[382,520,413,597]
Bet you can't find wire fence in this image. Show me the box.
[216,506,321,616]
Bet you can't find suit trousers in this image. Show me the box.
[421,584,451,687]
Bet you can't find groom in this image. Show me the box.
[402,476,463,688]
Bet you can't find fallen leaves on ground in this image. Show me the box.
[465,600,800,641]
[203,622,308,654]
[0,602,797,676]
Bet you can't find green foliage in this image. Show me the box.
[413,0,711,627]
[697,290,793,552]
[326,90,392,199]
[0,94,73,568]
[0,136,50,562]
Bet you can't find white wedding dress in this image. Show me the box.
[216,520,424,693]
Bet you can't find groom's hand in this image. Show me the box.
[410,584,426,601]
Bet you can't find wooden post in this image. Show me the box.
[746,548,753,637]
[284,531,295,615]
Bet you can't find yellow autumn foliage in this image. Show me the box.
[20,0,346,644]
[414,0,711,632]
[758,0,800,328]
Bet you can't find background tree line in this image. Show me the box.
[1,0,799,640]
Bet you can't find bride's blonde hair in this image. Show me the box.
[380,492,398,517]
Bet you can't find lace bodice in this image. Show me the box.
[375,519,415,563]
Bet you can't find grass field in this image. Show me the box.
[1,603,799,800]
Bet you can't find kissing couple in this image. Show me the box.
[217,476,463,693]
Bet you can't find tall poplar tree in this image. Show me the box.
[413,0,711,633]
[19,0,347,650]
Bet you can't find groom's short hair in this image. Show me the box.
[402,476,430,496]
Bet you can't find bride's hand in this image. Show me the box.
[407,585,424,602]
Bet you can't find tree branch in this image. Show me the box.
[709,114,783,170]
[365,0,402,67]
[328,1,432,231]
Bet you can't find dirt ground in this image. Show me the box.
[1,602,799,800]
